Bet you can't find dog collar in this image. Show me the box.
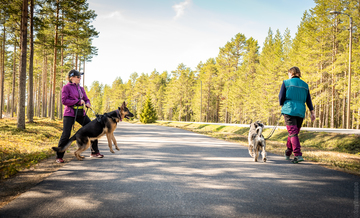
[116,109,122,121]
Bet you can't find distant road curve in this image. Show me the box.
[158,121,360,135]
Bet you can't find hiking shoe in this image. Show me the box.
[90,153,104,158]
[285,155,290,160]
[56,158,64,163]
[291,156,304,164]
[285,150,290,160]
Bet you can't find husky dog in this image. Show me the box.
[52,101,134,160]
[248,121,267,162]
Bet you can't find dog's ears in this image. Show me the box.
[250,122,256,129]
[120,101,126,110]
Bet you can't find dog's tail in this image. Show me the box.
[256,126,263,136]
[52,134,77,153]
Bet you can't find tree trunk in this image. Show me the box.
[357,108,359,130]
[75,53,78,70]
[352,92,356,129]
[206,86,210,123]
[27,0,34,122]
[17,0,28,129]
[48,69,53,118]
[58,29,64,119]
[216,95,219,123]
[82,58,85,87]
[342,71,346,128]
[50,0,59,120]
[37,71,41,117]
[42,54,47,117]
[325,95,329,128]
[0,24,5,119]
[6,93,10,114]
[11,42,16,117]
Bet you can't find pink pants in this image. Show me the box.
[285,125,302,157]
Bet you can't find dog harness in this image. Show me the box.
[104,109,122,123]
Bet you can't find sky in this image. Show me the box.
[84,0,316,87]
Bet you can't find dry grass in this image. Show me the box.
[0,117,80,180]
[156,121,360,176]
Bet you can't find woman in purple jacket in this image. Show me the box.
[55,69,104,163]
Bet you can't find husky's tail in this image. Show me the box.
[52,134,77,153]
[256,126,263,136]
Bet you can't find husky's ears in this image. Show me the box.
[250,122,256,129]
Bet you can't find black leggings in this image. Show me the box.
[56,115,99,158]
[283,114,303,129]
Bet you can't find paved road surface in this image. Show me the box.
[0,122,359,218]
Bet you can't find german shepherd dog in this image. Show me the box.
[248,121,267,162]
[52,101,134,160]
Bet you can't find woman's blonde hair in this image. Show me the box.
[288,66,301,77]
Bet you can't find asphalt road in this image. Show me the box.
[0,122,359,218]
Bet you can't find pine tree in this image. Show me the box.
[140,95,157,124]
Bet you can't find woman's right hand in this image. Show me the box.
[310,110,316,122]
[80,100,85,105]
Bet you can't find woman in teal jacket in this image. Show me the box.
[279,67,316,163]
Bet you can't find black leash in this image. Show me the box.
[86,107,102,122]
[72,106,79,132]
[72,84,84,132]
[264,113,283,140]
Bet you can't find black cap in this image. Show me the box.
[68,69,84,78]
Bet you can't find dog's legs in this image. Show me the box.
[106,133,115,153]
[248,145,254,157]
[111,133,119,151]
[262,141,267,162]
[254,143,259,162]
[254,148,258,162]
[74,138,91,161]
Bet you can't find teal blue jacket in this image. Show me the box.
[279,77,314,118]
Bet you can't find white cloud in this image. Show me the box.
[104,11,123,20]
[172,0,191,20]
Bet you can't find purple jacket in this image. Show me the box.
[62,82,90,117]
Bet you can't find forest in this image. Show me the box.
[0,0,97,129]
[0,0,359,129]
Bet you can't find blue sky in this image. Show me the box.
[84,0,315,87]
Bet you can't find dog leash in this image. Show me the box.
[264,113,283,140]
[72,84,84,132]
[86,107,102,122]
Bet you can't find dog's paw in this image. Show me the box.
[115,147,120,151]
[263,158,267,162]
[110,149,115,153]
[75,156,83,161]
